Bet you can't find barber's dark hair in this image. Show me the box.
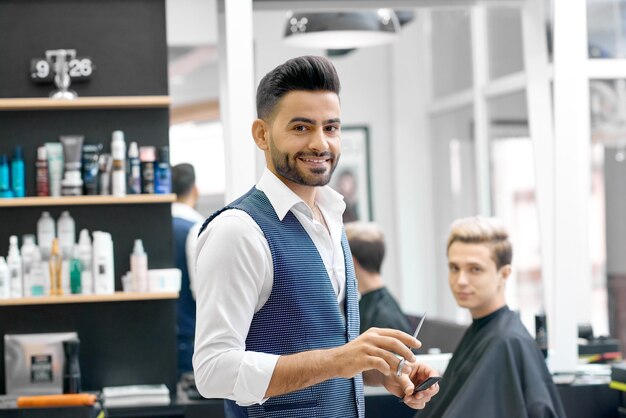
[345,222,385,274]
[256,55,341,120]
[172,163,196,198]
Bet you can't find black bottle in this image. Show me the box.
[63,339,82,394]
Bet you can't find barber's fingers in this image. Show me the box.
[365,327,422,350]
[363,334,416,364]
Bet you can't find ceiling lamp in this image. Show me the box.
[283,9,400,50]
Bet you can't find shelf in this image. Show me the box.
[0,96,170,110]
[0,291,178,306]
[0,194,175,207]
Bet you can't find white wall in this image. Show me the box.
[252,11,401,298]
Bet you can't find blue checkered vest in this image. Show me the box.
[199,187,365,418]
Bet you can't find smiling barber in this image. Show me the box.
[192,56,439,418]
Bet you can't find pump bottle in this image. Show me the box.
[7,235,22,298]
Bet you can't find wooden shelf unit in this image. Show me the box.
[0,194,175,207]
[0,96,170,111]
[0,291,178,306]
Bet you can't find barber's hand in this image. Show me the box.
[390,363,439,410]
[331,327,420,379]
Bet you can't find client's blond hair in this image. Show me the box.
[446,216,512,269]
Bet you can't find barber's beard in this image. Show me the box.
[269,140,339,187]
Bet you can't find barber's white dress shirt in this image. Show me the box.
[193,168,347,406]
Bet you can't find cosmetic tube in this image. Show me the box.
[60,136,84,196]
[45,143,64,197]
[82,144,101,195]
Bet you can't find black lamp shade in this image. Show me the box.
[284,10,400,49]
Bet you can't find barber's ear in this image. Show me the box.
[499,265,512,281]
[252,119,270,151]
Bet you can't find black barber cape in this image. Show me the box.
[417,306,566,418]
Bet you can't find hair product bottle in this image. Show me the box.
[62,339,82,394]
[92,231,114,294]
[130,239,148,292]
[35,146,49,197]
[78,229,93,294]
[57,211,75,259]
[0,155,14,198]
[69,248,82,294]
[11,146,25,197]
[49,238,63,295]
[20,235,38,297]
[0,257,10,299]
[127,141,141,194]
[111,130,127,196]
[139,146,156,194]
[154,146,171,194]
[7,235,23,298]
[37,211,56,259]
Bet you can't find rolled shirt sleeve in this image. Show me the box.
[192,210,278,405]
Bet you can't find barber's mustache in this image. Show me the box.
[294,151,337,160]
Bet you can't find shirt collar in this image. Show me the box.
[172,202,205,223]
[256,167,346,222]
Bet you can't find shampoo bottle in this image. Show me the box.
[49,238,63,295]
[30,247,46,296]
[11,146,25,197]
[0,257,10,299]
[7,236,22,298]
[130,239,148,292]
[0,155,13,198]
[92,231,114,294]
[37,211,56,259]
[20,235,37,297]
[57,211,75,259]
[35,146,49,197]
[69,248,82,294]
[78,229,93,294]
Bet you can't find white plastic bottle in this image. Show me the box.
[37,211,56,259]
[7,235,22,298]
[30,247,46,296]
[0,257,10,299]
[111,130,127,196]
[130,239,148,292]
[78,229,93,294]
[92,231,115,294]
[57,211,75,259]
[20,235,37,297]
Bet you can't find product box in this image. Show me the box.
[4,332,77,395]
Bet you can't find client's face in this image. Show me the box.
[447,242,507,319]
